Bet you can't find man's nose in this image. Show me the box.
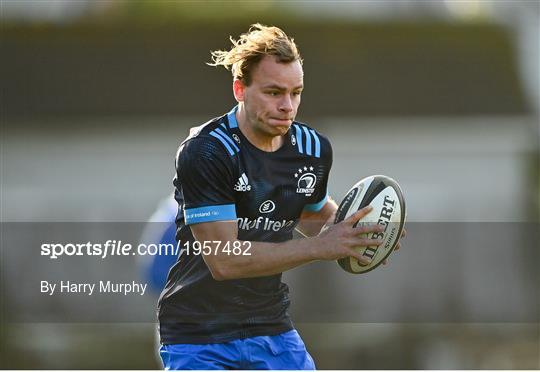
[279,95,294,113]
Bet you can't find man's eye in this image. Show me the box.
[293,91,302,96]
[267,91,279,96]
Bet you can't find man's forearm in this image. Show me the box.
[194,205,382,281]
[204,237,321,281]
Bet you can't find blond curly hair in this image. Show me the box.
[209,23,302,85]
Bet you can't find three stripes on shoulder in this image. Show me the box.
[209,122,322,159]
[209,124,240,156]
[292,124,321,158]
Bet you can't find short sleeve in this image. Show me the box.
[303,134,332,212]
[175,137,237,225]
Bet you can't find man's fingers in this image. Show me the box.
[347,236,383,248]
[345,205,373,226]
[394,242,401,251]
[401,228,407,238]
[357,238,383,247]
[349,250,372,266]
[354,223,385,235]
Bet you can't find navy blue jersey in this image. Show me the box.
[158,106,332,344]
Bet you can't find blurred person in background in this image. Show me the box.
[157,23,402,370]
[139,193,178,293]
[138,193,179,366]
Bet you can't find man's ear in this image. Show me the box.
[233,79,245,102]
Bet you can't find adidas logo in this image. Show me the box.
[234,173,252,192]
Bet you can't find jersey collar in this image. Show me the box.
[227,106,239,128]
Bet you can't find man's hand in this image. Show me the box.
[313,205,386,265]
[317,206,407,267]
[189,205,405,280]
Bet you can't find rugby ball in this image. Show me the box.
[335,175,406,274]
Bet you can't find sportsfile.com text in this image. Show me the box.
[40,240,252,260]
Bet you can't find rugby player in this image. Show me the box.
[157,24,402,370]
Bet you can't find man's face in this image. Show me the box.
[235,55,304,138]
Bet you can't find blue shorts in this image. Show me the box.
[159,329,316,370]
